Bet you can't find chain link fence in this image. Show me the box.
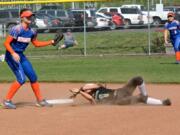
[0,25,171,57]
[0,1,176,57]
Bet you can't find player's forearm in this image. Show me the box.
[164,30,168,42]
[4,35,15,54]
[79,91,96,104]
[32,39,53,47]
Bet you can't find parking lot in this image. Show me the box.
[0,3,178,57]
[0,3,179,33]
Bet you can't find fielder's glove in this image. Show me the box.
[52,30,64,46]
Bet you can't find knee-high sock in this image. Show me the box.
[31,82,43,101]
[175,51,180,61]
[6,81,21,100]
[146,97,163,105]
[138,82,147,96]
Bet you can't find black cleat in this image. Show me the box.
[163,98,172,106]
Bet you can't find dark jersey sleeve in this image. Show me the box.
[92,87,114,101]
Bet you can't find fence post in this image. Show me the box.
[147,0,151,55]
[83,2,87,56]
[0,24,6,38]
[0,24,3,37]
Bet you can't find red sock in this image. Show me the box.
[31,82,43,101]
[176,52,180,61]
[6,81,21,100]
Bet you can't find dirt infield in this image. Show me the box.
[0,83,180,135]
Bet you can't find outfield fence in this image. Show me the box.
[0,1,175,57]
[0,24,173,57]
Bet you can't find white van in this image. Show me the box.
[96,7,143,27]
[121,4,145,11]
[121,4,169,26]
[121,4,153,25]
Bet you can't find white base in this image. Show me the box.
[46,99,74,105]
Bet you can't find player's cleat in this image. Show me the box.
[163,98,172,106]
[3,100,16,109]
[175,61,180,64]
[36,99,53,107]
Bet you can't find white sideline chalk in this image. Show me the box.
[46,99,74,105]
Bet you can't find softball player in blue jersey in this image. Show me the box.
[3,8,62,109]
[164,12,180,63]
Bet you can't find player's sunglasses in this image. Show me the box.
[167,15,173,18]
[25,15,35,21]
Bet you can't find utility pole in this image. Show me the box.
[151,0,154,7]
[72,2,75,9]
[148,0,151,55]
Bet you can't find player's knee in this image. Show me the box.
[29,75,37,83]
[174,40,180,51]
[174,46,179,52]
[132,76,144,85]
[17,78,26,85]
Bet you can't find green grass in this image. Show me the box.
[0,55,180,83]
[0,30,160,55]
[0,30,174,83]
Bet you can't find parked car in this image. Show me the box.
[34,13,52,31]
[33,18,50,32]
[164,6,180,21]
[111,13,124,29]
[121,4,146,11]
[68,10,84,28]
[96,12,124,29]
[122,4,171,26]
[0,9,20,31]
[35,12,63,31]
[141,13,153,25]
[39,5,64,10]
[96,7,143,28]
[95,13,111,29]
[37,9,75,29]
[0,9,51,32]
[96,12,112,19]
[120,7,144,28]
[70,9,97,28]
[121,4,153,25]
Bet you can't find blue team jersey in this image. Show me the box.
[164,20,180,39]
[9,24,37,52]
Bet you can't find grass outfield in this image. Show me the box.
[0,55,179,83]
[0,30,161,55]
